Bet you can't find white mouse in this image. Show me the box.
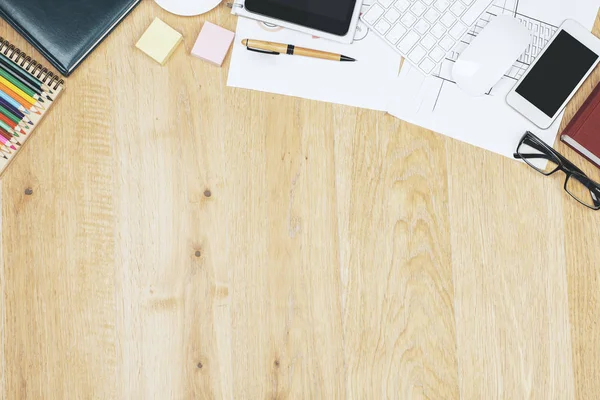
[453,16,531,96]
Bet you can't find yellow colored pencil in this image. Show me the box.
[0,75,36,105]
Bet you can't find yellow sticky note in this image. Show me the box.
[136,18,183,65]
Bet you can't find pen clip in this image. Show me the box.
[246,47,280,55]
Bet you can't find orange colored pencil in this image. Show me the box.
[0,81,38,112]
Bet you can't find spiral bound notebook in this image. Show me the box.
[0,37,64,175]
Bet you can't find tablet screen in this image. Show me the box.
[245,0,357,36]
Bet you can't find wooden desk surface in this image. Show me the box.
[1,2,599,398]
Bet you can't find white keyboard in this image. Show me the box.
[361,0,494,75]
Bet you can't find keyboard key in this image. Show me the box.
[394,0,411,12]
[386,24,408,44]
[440,12,457,27]
[439,35,456,51]
[385,8,401,23]
[430,22,446,38]
[379,0,394,7]
[411,1,428,16]
[421,34,437,50]
[363,4,384,24]
[414,20,431,35]
[461,0,492,26]
[449,21,467,39]
[408,45,427,64]
[420,57,436,73]
[450,2,466,16]
[401,13,417,28]
[424,8,441,23]
[397,31,420,53]
[434,0,450,12]
[375,19,392,34]
[430,46,447,62]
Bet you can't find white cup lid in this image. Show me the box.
[154,0,222,16]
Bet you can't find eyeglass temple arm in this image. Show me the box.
[513,153,554,161]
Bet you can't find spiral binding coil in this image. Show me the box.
[0,36,64,90]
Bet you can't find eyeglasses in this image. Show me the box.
[514,131,600,210]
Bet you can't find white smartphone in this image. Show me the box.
[506,19,600,129]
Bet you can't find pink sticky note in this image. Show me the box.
[191,22,235,66]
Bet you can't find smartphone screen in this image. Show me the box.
[515,30,598,117]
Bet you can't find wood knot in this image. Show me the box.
[203,190,212,198]
[274,359,280,368]
[195,250,201,258]
[24,188,33,195]
[197,362,203,369]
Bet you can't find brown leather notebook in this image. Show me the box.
[561,83,600,168]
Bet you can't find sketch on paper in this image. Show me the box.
[428,1,559,109]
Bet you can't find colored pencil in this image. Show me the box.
[0,125,19,144]
[0,52,53,93]
[0,67,36,98]
[0,134,20,154]
[0,103,29,130]
[0,81,36,111]
[0,119,20,138]
[0,131,17,150]
[0,111,27,135]
[0,119,16,135]
[0,95,27,122]
[0,65,43,99]
[0,65,52,102]
[0,103,22,124]
[0,89,28,114]
[0,75,36,105]
[0,112,17,130]
[0,97,34,126]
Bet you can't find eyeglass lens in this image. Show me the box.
[517,137,559,175]
[565,173,600,209]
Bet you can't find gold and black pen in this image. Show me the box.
[241,39,356,62]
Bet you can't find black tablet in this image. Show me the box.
[245,0,358,36]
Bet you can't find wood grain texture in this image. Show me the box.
[1,2,600,398]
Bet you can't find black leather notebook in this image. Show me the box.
[0,0,141,76]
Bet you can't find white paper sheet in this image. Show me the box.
[388,0,600,158]
[227,13,402,111]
